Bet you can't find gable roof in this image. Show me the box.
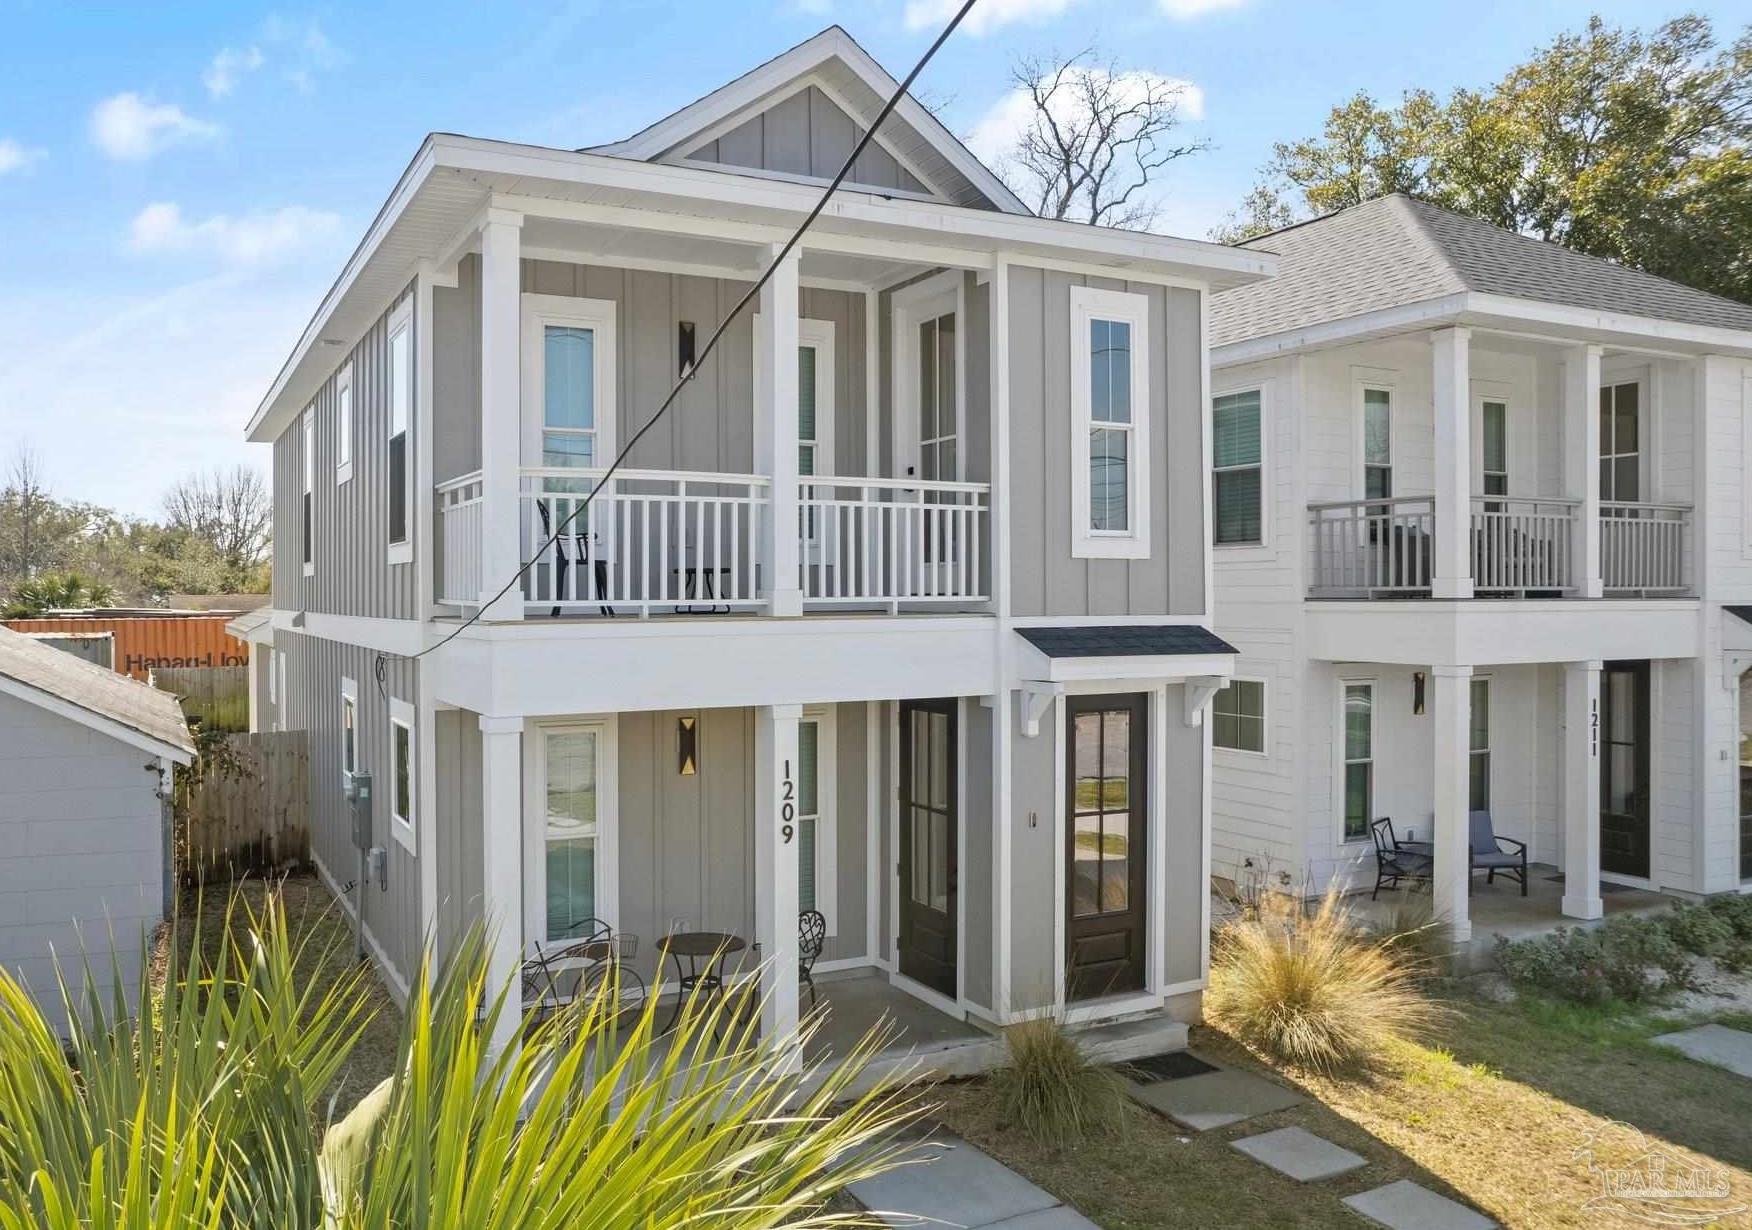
[1212,193,1752,349]
[589,25,1028,215]
[0,626,193,761]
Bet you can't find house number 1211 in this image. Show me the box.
[780,758,796,845]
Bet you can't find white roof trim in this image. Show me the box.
[0,673,193,764]
[1014,642,1237,685]
[591,26,1029,215]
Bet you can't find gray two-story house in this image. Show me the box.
[240,26,1268,1068]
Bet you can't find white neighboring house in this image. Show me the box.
[241,26,1269,1069]
[1207,194,1752,941]
[0,626,193,1030]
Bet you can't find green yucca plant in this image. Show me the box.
[0,886,922,1228]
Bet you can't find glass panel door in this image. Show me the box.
[1066,693,1148,1001]
[897,699,957,997]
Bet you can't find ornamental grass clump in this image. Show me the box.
[990,1015,1127,1148]
[1206,886,1445,1072]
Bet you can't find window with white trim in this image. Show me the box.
[266,647,277,705]
[339,677,358,788]
[543,724,604,942]
[1363,388,1392,501]
[1212,388,1263,545]
[389,698,415,850]
[276,653,287,730]
[335,362,354,484]
[1469,677,1490,813]
[387,302,412,555]
[1481,400,1507,499]
[301,409,314,575]
[1212,678,1266,753]
[798,706,838,934]
[1599,380,1641,502]
[1070,286,1151,559]
[1342,682,1374,841]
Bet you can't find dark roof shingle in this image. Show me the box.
[1016,624,1237,658]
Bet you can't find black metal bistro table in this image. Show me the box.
[655,930,746,1031]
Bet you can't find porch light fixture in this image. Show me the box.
[1413,671,1426,716]
[678,321,696,377]
[678,715,698,775]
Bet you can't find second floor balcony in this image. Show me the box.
[1307,494,1691,599]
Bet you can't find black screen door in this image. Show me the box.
[1600,660,1651,879]
[898,699,957,997]
[1066,693,1148,1001]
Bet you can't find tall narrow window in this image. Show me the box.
[390,704,413,842]
[1213,388,1263,545]
[340,678,357,788]
[301,409,314,574]
[1070,286,1150,559]
[1481,400,1507,499]
[1739,669,1752,882]
[544,325,597,470]
[387,308,411,550]
[798,717,820,914]
[335,363,354,484]
[1343,683,1374,841]
[798,346,819,480]
[1363,388,1392,501]
[1599,381,1640,502]
[1469,677,1491,812]
[544,728,600,941]
[917,313,956,482]
[1212,678,1266,753]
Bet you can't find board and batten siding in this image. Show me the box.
[272,283,419,620]
[683,85,931,197]
[277,630,422,989]
[1007,267,1206,618]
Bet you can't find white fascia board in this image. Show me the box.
[224,608,278,644]
[0,674,193,765]
[1212,293,1470,369]
[1012,646,1237,685]
[1462,292,1752,358]
[1304,598,1702,667]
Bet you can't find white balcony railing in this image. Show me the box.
[800,477,990,610]
[1601,502,1690,594]
[1470,496,1577,594]
[1307,496,1436,596]
[436,471,484,606]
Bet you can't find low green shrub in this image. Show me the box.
[990,1016,1127,1149]
[1495,915,1695,1005]
[1663,902,1736,957]
[1703,893,1752,941]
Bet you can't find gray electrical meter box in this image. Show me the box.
[344,772,373,849]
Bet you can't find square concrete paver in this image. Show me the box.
[1128,1067,1304,1131]
[982,1208,1101,1229]
[1231,1126,1366,1181]
[1651,1024,1752,1079]
[1343,1180,1497,1230]
[846,1132,1060,1228]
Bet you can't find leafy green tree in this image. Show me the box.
[1221,14,1752,303]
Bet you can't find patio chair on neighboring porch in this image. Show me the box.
[1371,817,1433,900]
[1468,810,1528,896]
[799,910,827,1010]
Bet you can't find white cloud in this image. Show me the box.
[89,93,220,161]
[128,202,342,267]
[1157,0,1249,18]
[262,17,345,92]
[203,45,264,98]
[0,139,44,175]
[904,0,1080,36]
[967,67,1206,167]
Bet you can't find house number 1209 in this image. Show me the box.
[780,758,796,845]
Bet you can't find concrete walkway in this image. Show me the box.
[847,1130,1098,1229]
[1651,1023,1752,1079]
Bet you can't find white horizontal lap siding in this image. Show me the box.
[1209,633,1300,885]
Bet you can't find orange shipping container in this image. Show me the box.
[4,612,250,681]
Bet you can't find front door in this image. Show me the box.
[898,699,957,998]
[1600,660,1651,879]
[1066,693,1148,1001]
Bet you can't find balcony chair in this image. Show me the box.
[1370,817,1434,900]
[520,916,645,1025]
[534,497,613,617]
[1468,809,1528,895]
[799,909,827,1010]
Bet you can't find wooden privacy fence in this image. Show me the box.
[154,664,250,733]
[178,730,309,883]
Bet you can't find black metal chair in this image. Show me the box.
[534,497,613,617]
[520,916,645,1025]
[798,909,827,1009]
[1370,817,1433,900]
[1468,809,1528,896]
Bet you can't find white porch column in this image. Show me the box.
[479,208,525,621]
[1563,344,1603,598]
[1561,660,1604,919]
[754,703,803,1069]
[1431,664,1473,941]
[755,244,803,616]
[479,714,525,1062]
[1431,327,1474,599]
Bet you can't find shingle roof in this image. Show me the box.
[0,626,193,757]
[1212,194,1752,348]
[1016,624,1237,658]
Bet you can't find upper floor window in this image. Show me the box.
[1600,381,1641,502]
[1070,286,1151,560]
[301,408,315,575]
[522,295,618,492]
[1363,387,1392,500]
[1481,400,1507,498]
[387,301,412,559]
[1212,678,1266,753]
[335,363,354,484]
[1213,389,1263,546]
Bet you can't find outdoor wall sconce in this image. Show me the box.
[678,321,696,377]
[678,715,698,775]
[1412,671,1426,715]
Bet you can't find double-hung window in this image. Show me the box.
[335,363,354,484]
[1212,679,1266,753]
[387,302,412,560]
[1363,388,1392,501]
[1469,678,1491,812]
[797,707,837,932]
[301,409,315,575]
[1213,388,1263,545]
[1342,682,1375,841]
[389,698,415,851]
[537,722,616,945]
[1070,286,1151,559]
[1481,400,1507,500]
[1599,381,1641,502]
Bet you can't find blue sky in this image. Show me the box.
[3,0,1748,518]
